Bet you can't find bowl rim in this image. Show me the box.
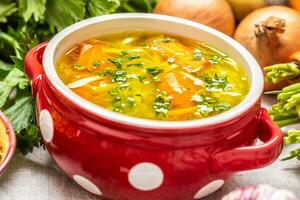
[0,111,16,175]
[43,13,263,130]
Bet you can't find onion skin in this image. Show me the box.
[227,0,266,21]
[290,51,300,62]
[222,184,297,200]
[154,0,235,36]
[234,6,300,91]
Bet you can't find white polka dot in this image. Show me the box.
[128,162,164,191]
[39,109,54,143]
[194,179,224,199]
[73,175,102,195]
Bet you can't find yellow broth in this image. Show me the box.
[0,121,9,163]
[56,32,249,121]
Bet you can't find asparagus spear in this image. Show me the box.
[264,62,300,83]
[282,130,300,161]
[264,56,300,161]
[266,83,300,160]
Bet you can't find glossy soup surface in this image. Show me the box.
[57,32,249,121]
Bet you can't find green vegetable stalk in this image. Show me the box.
[266,82,300,160]
[264,62,300,83]
[282,130,300,161]
[0,0,157,155]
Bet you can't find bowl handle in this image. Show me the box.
[24,42,48,97]
[211,108,283,173]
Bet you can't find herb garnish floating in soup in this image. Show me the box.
[57,32,249,121]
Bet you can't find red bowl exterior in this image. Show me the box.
[0,111,16,177]
[25,43,283,200]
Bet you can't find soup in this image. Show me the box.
[57,32,249,121]
[0,121,9,163]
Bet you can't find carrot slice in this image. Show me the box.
[158,71,202,108]
[77,44,110,68]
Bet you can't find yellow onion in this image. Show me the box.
[154,0,235,36]
[227,0,266,21]
[234,6,300,91]
[227,0,288,21]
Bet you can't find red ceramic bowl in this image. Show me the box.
[0,111,16,177]
[24,14,283,200]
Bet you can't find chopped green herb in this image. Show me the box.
[121,50,129,56]
[111,70,127,83]
[193,48,202,61]
[126,97,135,108]
[215,102,231,111]
[126,63,144,67]
[92,61,100,68]
[187,116,195,120]
[207,55,226,65]
[73,64,85,70]
[192,94,217,104]
[109,57,123,68]
[161,37,174,43]
[138,75,146,83]
[153,91,172,116]
[146,67,163,76]
[128,54,140,60]
[108,87,136,113]
[202,74,232,92]
[135,93,144,103]
[192,94,231,116]
[197,105,214,115]
[97,68,112,77]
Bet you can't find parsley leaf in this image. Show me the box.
[4,95,34,133]
[45,0,86,32]
[19,0,46,22]
[112,70,127,83]
[161,37,174,43]
[1,33,41,155]
[11,33,39,71]
[128,54,140,60]
[87,0,121,16]
[4,94,40,155]
[108,87,135,112]
[193,48,202,60]
[146,67,163,76]
[215,102,231,111]
[0,60,13,79]
[73,64,85,70]
[109,57,124,68]
[202,74,232,92]
[0,68,28,108]
[207,55,226,65]
[153,91,171,116]
[192,94,231,116]
[0,1,17,23]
